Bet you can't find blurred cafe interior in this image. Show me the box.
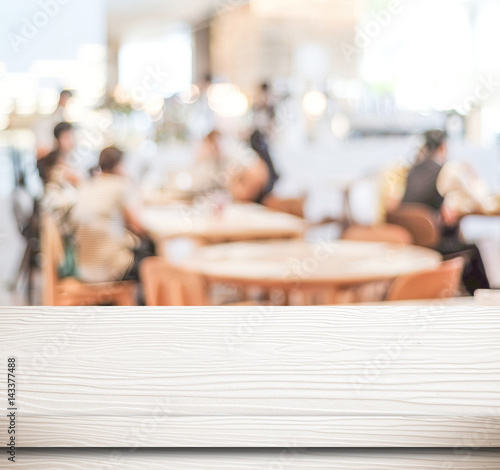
[2,0,500,307]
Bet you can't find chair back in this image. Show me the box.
[342,223,413,245]
[386,257,464,301]
[40,214,65,306]
[140,257,209,306]
[386,203,440,248]
[263,194,306,218]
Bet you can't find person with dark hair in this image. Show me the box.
[249,129,279,204]
[37,122,81,240]
[401,129,490,294]
[37,121,79,186]
[72,146,155,285]
[252,81,275,138]
[53,121,72,141]
[58,89,72,106]
[402,130,448,210]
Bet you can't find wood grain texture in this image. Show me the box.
[11,416,500,447]
[1,306,500,447]
[11,450,500,469]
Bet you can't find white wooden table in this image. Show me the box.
[142,203,306,244]
[12,449,500,469]
[1,306,499,450]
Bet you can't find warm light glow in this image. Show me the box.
[302,91,327,119]
[207,84,249,117]
[113,85,130,104]
[144,94,165,115]
[180,84,200,104]
[331,113,350,139]
[151,110,164,122]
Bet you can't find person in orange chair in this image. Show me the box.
[72,146,155,284]
[401,129,490,294]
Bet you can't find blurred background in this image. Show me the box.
[2,0,500,306]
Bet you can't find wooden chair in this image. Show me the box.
[140,256,209,306]
[262,194,306,218]
[339,223,414,302]
[342,223,413,245]
[41,215,136,306]
[385,257,464,301]
[11,196,40,304]
[386,203,441,248]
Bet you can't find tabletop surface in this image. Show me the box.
[2,306,499,448]
[13,449,500,469]
[142,203,306,242]
[181,240,442,285]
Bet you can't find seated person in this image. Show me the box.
[72,146,154,283]
[227,130,279,204]
[37,121,81,187]
[37,122,81,235]
[378,164,410,221]
[400,129,490,294]
[192,130,227,192]
[228,154,270,203]
[249,129,279,203]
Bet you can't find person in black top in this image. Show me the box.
[401,129,489,294]
[249,129,279,204]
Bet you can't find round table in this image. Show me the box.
[142,203,306,244]
[181,240,442,303]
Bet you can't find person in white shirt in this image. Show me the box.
[73,146,154,284]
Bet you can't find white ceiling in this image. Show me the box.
[107,0,216,18]
[106,0,241,42]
